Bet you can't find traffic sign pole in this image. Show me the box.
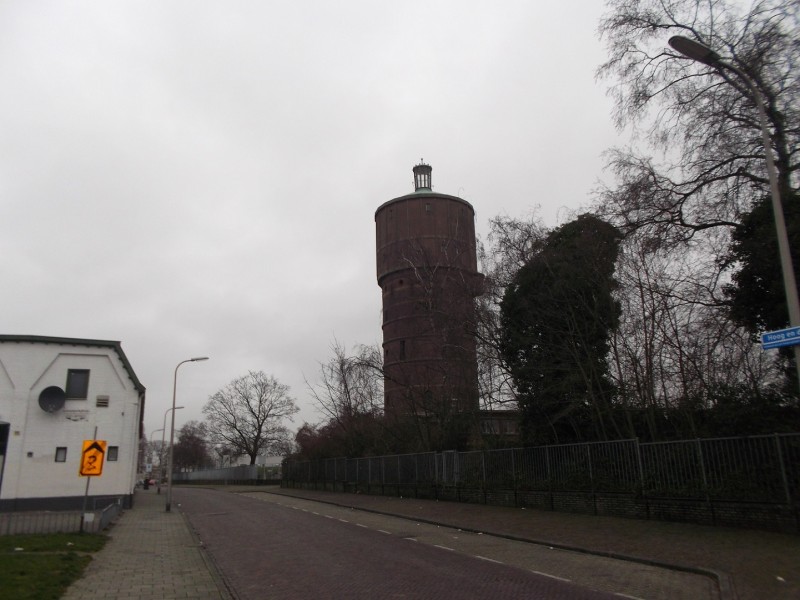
[79,428,106,532]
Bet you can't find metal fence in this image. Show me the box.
[172,464,280,484]
[283,433,800,506]
[0,499,122,536]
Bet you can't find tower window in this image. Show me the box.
[65,370,90,399]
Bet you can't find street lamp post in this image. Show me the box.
[158,407,183,494]
[166,357,209,512]
[669,36,800,391]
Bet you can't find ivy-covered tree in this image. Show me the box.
[725,193,800,391]
[726,194,800,335]
[500,215,622,444]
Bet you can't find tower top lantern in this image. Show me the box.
[413,161,432,191]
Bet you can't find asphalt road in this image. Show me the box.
[176,487,625,600]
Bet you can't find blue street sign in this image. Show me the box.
[761,326,800,350]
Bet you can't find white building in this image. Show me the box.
[0,335,145,510]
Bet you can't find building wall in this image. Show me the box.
[0,337,144,510]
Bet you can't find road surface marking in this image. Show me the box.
[531,570,571,583]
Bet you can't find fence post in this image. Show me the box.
[695,438,714,525]
[398,455,401,497]
[635,438,650,519]
[774,434,792,505]
[546,445,553,510]
[635,438,645,494]
[511,448,517,506]
[587,444,596,515]
[481,451,487,504]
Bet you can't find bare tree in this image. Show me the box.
[304,340,384,456]
[172,420,214,472]
[597,0,797,245]
[203,371,298,465]
[595,0,800,400]
[609,231,786,439]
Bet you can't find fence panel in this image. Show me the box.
[779,434,800,501]
[548,444,592,492]
[639,440,706,499]
[589,440,639,493]
[484,449,515,489]
[282,433,800,508]
[700,436,788,503]
[456,451,484,487]
[515,446,550,490]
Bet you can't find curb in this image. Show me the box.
[179,508,239,600]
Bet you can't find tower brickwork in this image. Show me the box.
[375,163,482,416]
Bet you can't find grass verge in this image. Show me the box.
[0,533,108,600]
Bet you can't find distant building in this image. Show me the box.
[0,335,145,510]
[229,453,283,469]
[478,409,521,444]
[375,163,483,417]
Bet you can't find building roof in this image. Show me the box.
[0,334,146,394]
[374,190,476,217]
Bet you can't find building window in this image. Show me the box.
[107,446,119,461]
[65,369,90,399]
[55,447,67,462]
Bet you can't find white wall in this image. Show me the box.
[0,339,143,504]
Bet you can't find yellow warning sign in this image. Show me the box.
[79,440,107,477]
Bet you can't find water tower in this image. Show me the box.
[375,162,482,417]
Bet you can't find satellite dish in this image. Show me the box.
[39,386,66,413]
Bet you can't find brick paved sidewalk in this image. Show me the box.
[250,485,799,600]
[62,488,232,600]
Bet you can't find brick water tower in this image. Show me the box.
[375,162,482,417]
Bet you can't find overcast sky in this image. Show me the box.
[1,1,625,441]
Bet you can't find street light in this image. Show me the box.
[669,36,800,390]
[158,407,183,494]
[166,357,209,512]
